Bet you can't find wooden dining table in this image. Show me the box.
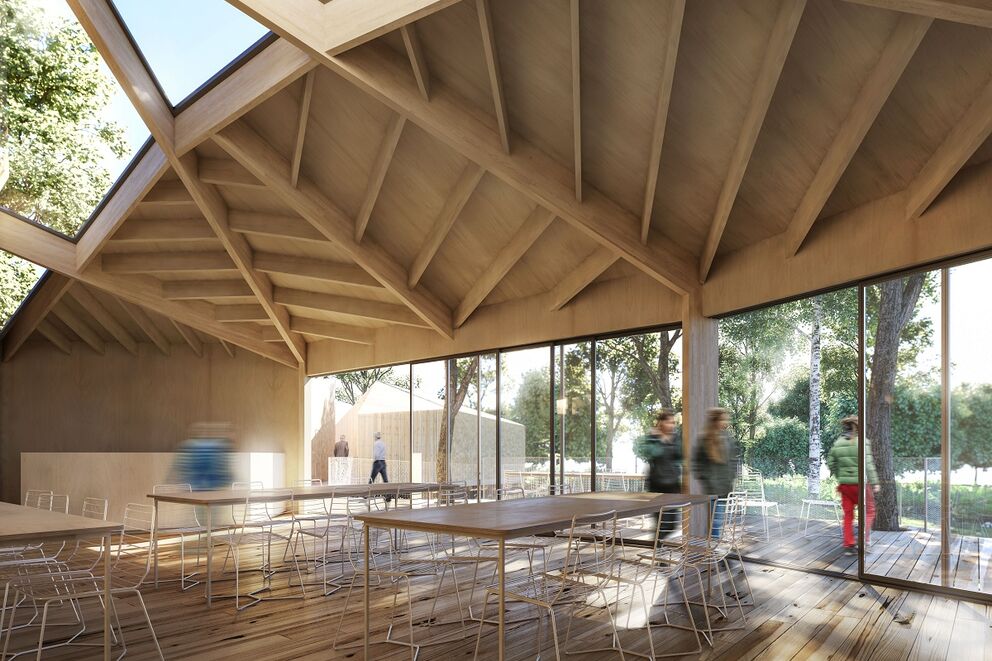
[355,491,713,661]
[0,501,121,660]
[147,482,438,605]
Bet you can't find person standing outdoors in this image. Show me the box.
[692,408,740,537]
[635,409,683,539]
[369,431,389,484]
[827,416,878,554]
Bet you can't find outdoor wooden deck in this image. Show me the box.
[739,516,992,595]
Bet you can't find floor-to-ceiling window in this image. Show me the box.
[498,346,550,496]
[555,342,592,492]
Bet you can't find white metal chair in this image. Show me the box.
[737,468,782,540]
[152,483,206,590]
[799,497,842,536]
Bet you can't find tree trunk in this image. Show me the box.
[310,382,336,483]
[436,357,478,483]
[867,275,925,530]
[808,297,822,496]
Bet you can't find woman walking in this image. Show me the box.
[692,408,740,537]
[635,409,683,538]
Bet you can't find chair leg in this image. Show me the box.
[133,590,165,660]
[473,590,493,659]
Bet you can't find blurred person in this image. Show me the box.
[692,408,740,537]
[332,434,350,484]
[173,422,234,491]
[827,416,879,555]
[334,434,349,458]
[369,431,388,484]
[635,409,683,539]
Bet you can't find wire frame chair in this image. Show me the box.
[22,490,52,509]
[548,483,573,496]
[152,483,206,590]
[1,503,164,660]
[474,510,625,660]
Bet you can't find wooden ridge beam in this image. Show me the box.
[119,300,170,355]
[290,70,316,188]
[570,0,581,202]
[476,0,510,153]
[175,39,317,155]
[171,320,203,357]
[400,24,430,101]
[454,207,555,327]
[68,285,138,355]
[2,273,73,362]
[640,0,685,245]
[274,287,429,327]
[162,280,256,300]
[36,319,72,355]
[214,119,454,337]
[229,211,326,242]
[101,251,236,273]
[253,252,383,288]
[409,163,485,288]
[785,12,931,255]
[199,158,265,188]
[323,44,696,295]
[215,304,269,322]
[699,0,805,283]
[904,73,992,220]
[290,318,373,344]
[548,246,618,311]
[356,115,405,242]
[841,0,992,29]
[110,218,216,243]
[77,144,169,269]
[52,304,104,355]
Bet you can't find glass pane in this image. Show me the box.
[499,347,550,497]
[329,365,411,484]
[595,330,682,492]
[479,354,498,500]
[111,0,269,105]
[412,361,445,484]
[447,356,480,496]
[864,271,942,583]
[3,1,149,236]
[948,259,992,595]
[555,342,592,493]
[0,254,45,330]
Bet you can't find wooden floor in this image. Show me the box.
[5,533,992,661]
[739,516,992,594]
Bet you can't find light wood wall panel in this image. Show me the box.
[0,342,300,504]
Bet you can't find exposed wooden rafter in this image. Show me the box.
[355,115,406,242]
[784,12,932,255]
[37,319,72,355]
[273,287,430,328]
[409,163,485,288]
[903,74,992,220]
[101,251,236,274]
[290,317,373,344]
[199,158,264,188]
[699,0,806,282]
[214,119,455,337]
[547,246,618,311]
[2,273,73,361]
[253,252,383,288]
[570,0,582,202]
[172,320,204,357]
[163,280,256,301]
[229,211,325,242]
[119,300,170,356]
[68,285,138,355]
[215,304,268,322]
[476,0,510,153]
[454,207,554,327]
[290,70,316,187]
[841,0,992,29]
[400,24,430,101]
[52,304,104,355]
[110,219,216,243]
[640,0,685,245]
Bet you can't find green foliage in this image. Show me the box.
[953,384,992,469]
[745,417,808,477]
[507,367,551,461]
[0,252,38,326]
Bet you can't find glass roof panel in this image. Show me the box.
[111,0,270,106]
[0,251,45,332]
[1,0,150,237]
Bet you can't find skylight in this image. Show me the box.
[1,0,150,238]
[110,0,270,106]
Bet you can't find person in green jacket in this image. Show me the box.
[635,409,683,539]
[692,408,740,537]
[826,416,879,553]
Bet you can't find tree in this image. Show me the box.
[1,0,126,324]
[953,384,992,483]
[865,274,928,530]
[435,357,479,482]
[807,296,823,496]
[335,367,407,405]
[508,367,551,462]
[747,417,808,477]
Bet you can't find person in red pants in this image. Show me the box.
[826,416,880,554]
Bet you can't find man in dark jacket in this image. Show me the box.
[635,410,683,538]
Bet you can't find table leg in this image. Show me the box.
[498,539,505,661]
[103,532,112,661]
[206,505,213,606]
[153,499,160,588]
[364,523,370,661]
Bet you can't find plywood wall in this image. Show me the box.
[0,340,301,504]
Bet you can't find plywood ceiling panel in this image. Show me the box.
[414,0,492,115]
